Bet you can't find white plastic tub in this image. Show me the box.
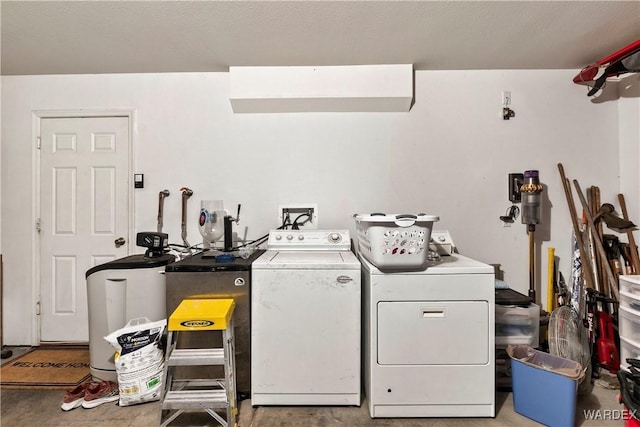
[353,213,439,271]
[495,304,540,348]
[620,306,640,347]
[621,276,640,300]
[620,336,640,372]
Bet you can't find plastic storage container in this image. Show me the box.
[620,276,640,313]
[621,276,640,299]
[620,280,640,373]
[621,289,640,313]
[495,303,540,348]
[507,345,584,427]
[353,213,439,271]
[621,337,640,372]
[621,306,640,345]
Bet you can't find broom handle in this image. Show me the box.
[529,229,536,303]
[547,247,555,312]
[573,179,620,301]
[557,164,596,291]
[618,193,640,274]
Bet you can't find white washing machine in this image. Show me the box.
[361,249,495,418]
[251,229,361,406]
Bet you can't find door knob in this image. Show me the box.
[114,237,126,248]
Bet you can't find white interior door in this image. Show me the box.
[39,116,130,342]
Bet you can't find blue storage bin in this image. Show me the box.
[507,345,584,427]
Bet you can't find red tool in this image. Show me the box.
[597,310,620,373]
[573,39,640,96]
[588,289,620,373]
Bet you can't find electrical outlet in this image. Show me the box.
[502,91,511,106]
[278,204,318,229]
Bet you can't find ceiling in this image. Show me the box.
[1,1,639,76]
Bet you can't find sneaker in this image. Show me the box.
[81,380,119,408]
[61,381,93,411]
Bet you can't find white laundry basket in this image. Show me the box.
[353,213,439,271]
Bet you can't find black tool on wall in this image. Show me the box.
[499,173,524,225]
[224,204,241,252]
[509,173,524,203]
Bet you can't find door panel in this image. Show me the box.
[377,300,489,365]
[40,116,129,342]
[251,268,361,394]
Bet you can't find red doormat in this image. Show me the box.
[0,346,91,389]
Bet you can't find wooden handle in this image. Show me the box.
[547,247,555,312]
[557,163,596,291]
[573,179,619,301]
[618,193,640,274]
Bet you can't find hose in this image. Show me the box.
[157,189,170,233]
[180,187,193,251]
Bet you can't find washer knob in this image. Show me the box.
[329,233,342,243]
[438,235,446,242]
[287,234,293,240]
[298,235,304,240]
[275,235,282,240]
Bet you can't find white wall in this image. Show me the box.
[619,74,640,225]
[1,70,629,344]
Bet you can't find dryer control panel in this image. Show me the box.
[267,229,351,251]
[430,230,456,255]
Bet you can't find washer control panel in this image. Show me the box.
[267,229,351,251]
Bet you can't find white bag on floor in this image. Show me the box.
[104,317,166,406]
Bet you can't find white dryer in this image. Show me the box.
[361,252,495,418]
[251,229,361,406]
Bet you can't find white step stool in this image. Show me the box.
[159,298,237,427]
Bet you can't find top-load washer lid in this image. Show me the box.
[253,250,361,270]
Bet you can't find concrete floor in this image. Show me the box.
[0,346,627,427]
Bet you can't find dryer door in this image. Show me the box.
[377,300,489,365]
